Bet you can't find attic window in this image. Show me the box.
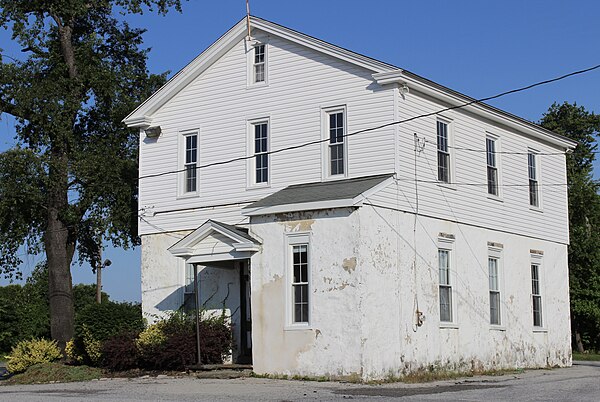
[252,44,266,84]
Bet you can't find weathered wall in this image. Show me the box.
[141,232,243,358]
[247,205,571,380]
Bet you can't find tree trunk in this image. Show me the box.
[45,150,75,353]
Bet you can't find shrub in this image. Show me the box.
[101,332,140,371]
[5,338,62,374]
[65,339,84,364]
[74,301,144,366]
[138,312,232,370]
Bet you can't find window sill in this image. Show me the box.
[284,324,313,332]
[439,323,459,329]
[533,327,548,333]
[437,182,457,191]
[529,206,544,213]
[322,174,348,182]
[246,82,269,90]
[487,194,503,203]
[176,192,200,200]
[490,325,506,331]
[246,183,271,191]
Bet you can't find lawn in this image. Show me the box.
[0,362,103,385]
[572,352,600,361]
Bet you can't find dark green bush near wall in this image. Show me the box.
[137,312,232,370]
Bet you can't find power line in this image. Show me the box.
[138,62,600,181]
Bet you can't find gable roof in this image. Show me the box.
[169,219,260,258]
[123,16,576,151]
[123,16,397,128]
[242,174,394,216]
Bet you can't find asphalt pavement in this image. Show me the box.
[0,363,598,401]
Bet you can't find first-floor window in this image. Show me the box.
[184,263,195,294]
[184,133,198,193]
[531,264,543,327]
[488,257,501,325]
[292,244,309,324]
[438,249,453,322]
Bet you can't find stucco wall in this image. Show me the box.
[140,232,243,357]
[247,205,571,380]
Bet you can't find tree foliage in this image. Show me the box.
[0,0,183,348]
[540,102,600,352]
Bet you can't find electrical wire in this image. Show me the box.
[138,62,600,182]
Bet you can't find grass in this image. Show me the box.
[573,352,600,361]
[1,362,103,385]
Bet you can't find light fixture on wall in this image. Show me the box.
[400,83,410,96]
[145,126,161,138]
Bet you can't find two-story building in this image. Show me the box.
[124,16,576,380]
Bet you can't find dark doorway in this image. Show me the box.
[238,260,252,364]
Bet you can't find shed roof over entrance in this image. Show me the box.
[242,174,394,216]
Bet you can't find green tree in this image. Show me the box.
[540,102,600,352]
[0,0,183,351]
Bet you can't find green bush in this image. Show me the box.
[74,301,144,365]
[5,338,62,374]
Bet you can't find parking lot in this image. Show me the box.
[1,362,598,401]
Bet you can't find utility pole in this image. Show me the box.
[95,243,112,303]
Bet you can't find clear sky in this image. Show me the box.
[1,0,599,302]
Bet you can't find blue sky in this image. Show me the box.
[1,0,599,301]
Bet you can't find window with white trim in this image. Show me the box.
[437,120,450,183]
[528,152,539,207]
[438,249,453,322]
[183,133,198,194]
[486,137,499,196]
[327,109,346,176]
[251,120,269,185]
[184,263,195,294]
[531,263,543,327]
[488,257,501,325]
[292,244,309,323]
[253,44,266,84]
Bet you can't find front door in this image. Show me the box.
[238,260,252,364]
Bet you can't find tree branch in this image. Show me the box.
[0,97,30,121]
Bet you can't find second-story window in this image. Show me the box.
[253,121,269,184]
[486,137,498,196]
[437,120,450,183]
[528,152,539,207]
[253,44,265,83]
[184,133,198,193]
[328,110,345,176]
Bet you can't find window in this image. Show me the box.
[251,121,269,185]
[253,44,265,83]
[528,152,539,207]
[184,263,195,294]
[327,109,345,176]
[437,120,450,183]
[184,133,198,193]
[486,137,498,196]
[531,264,543,327]
[292,244,309,324]
[488,257,501,325]
[438,249,453,322]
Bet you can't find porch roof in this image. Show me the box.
[242,174,394,216]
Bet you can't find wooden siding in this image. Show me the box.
[139,29,395,235]
[367,89,569,244]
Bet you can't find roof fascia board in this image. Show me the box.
[252,18,396,73]
[124,19,248,126]
[373,71,577,150]
[243,199,354,216]
[351,175,395,205]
